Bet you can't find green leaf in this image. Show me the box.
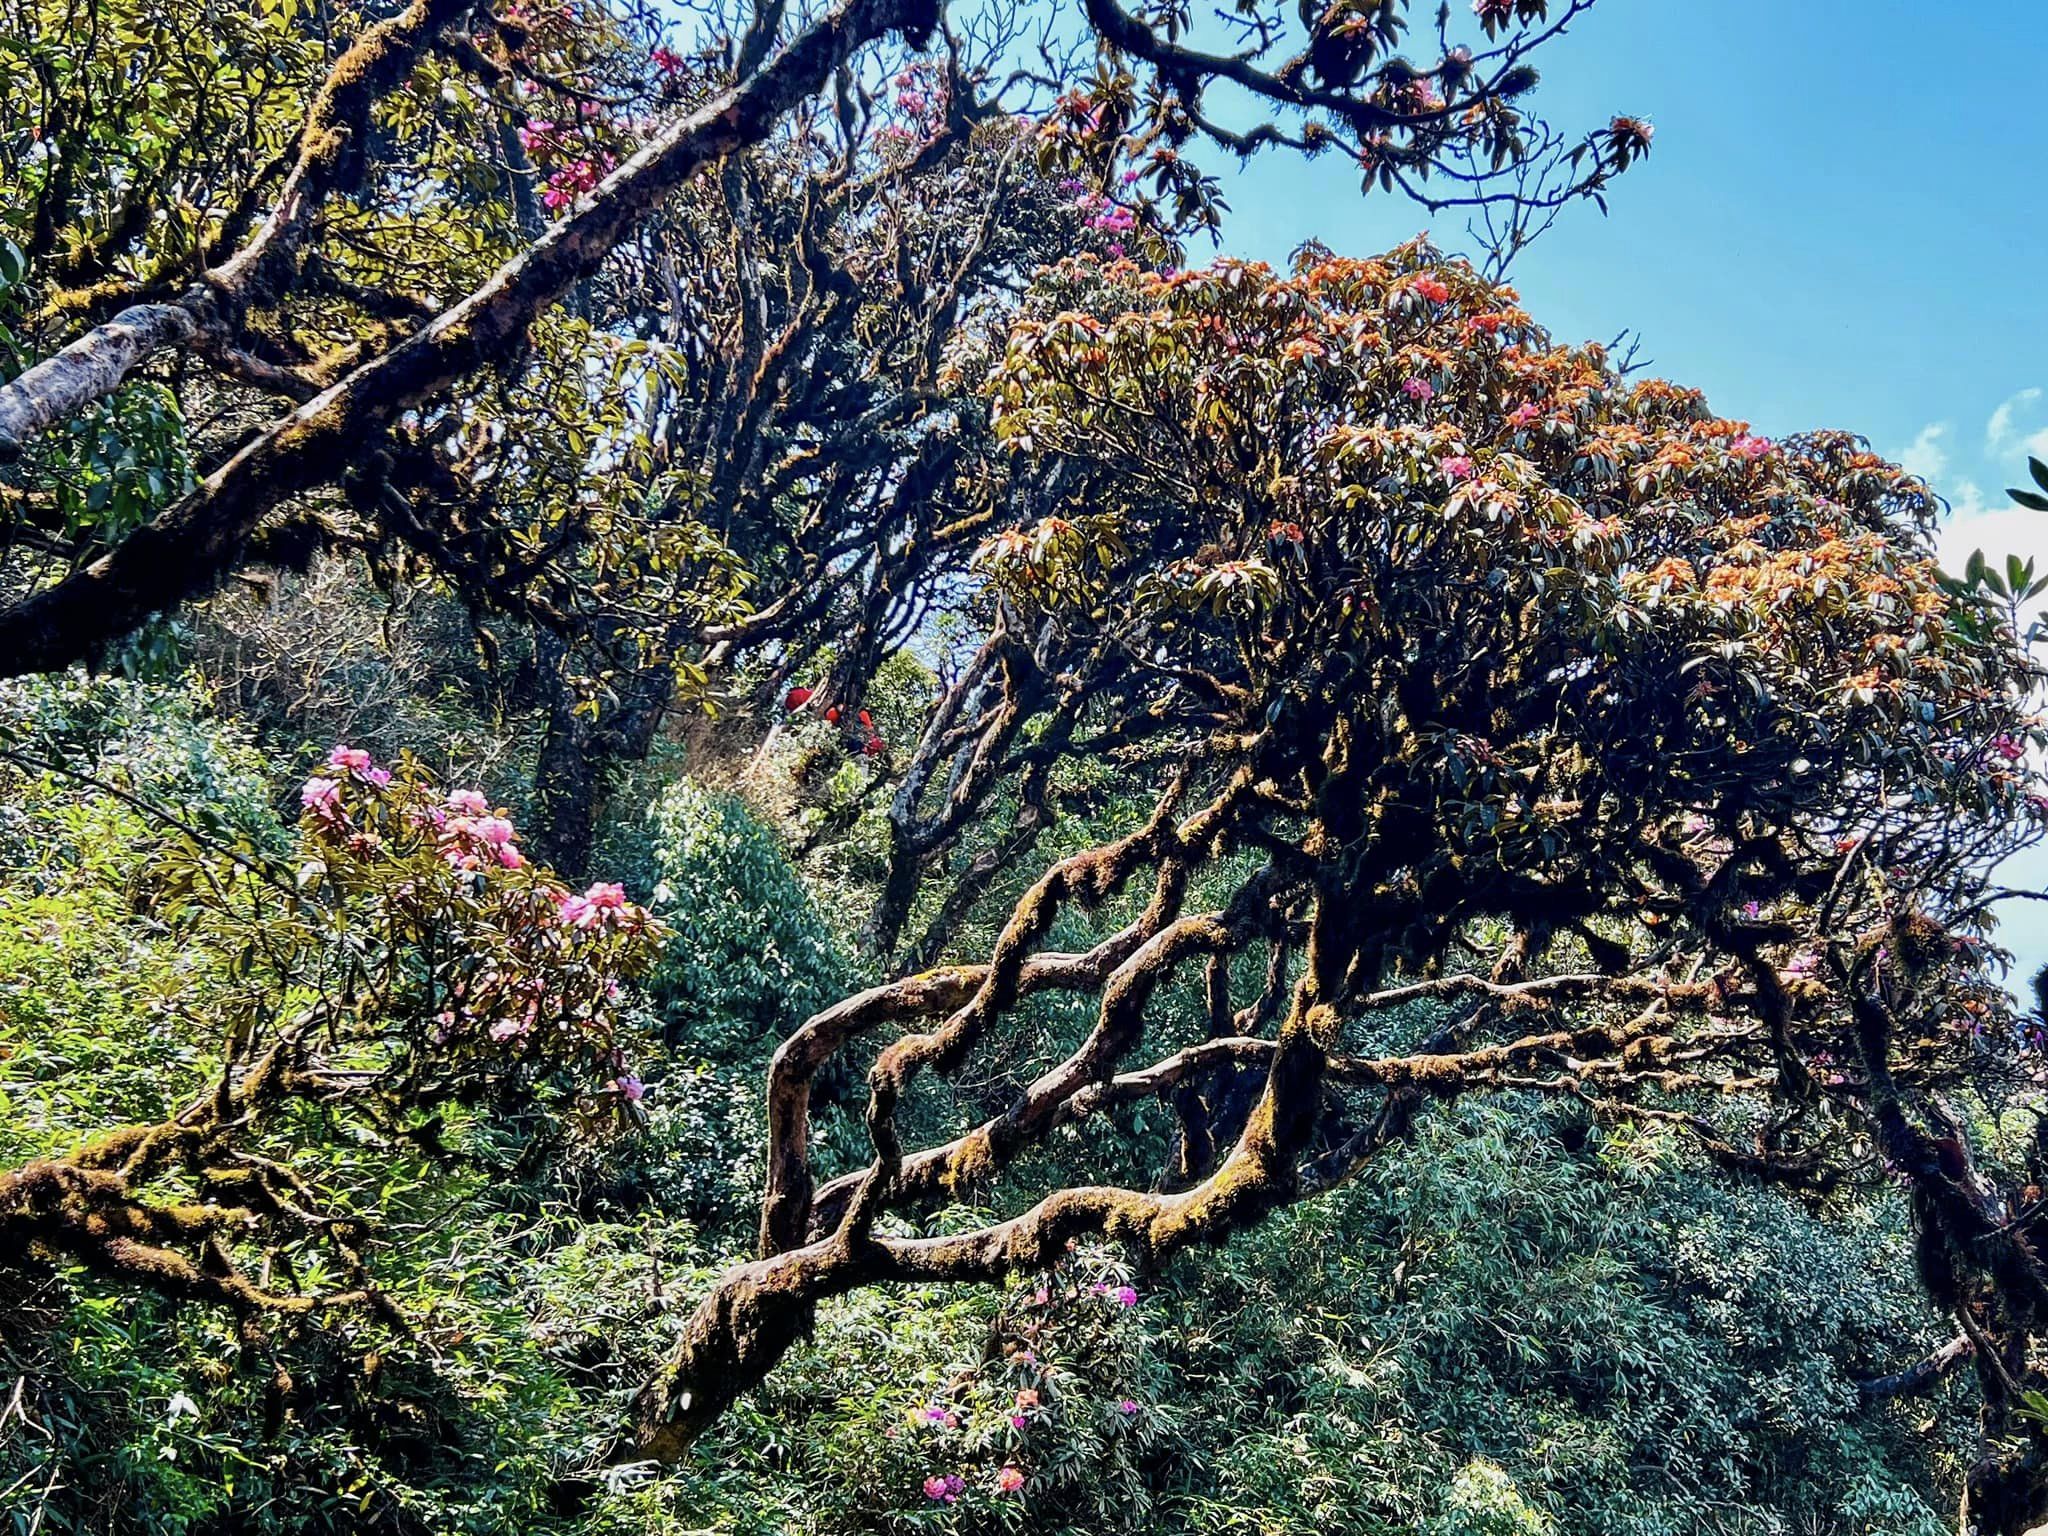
[2009,488,2048,513]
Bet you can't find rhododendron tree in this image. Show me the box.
[0,748,657,1318]
[631,245,2048,1533]
[0,0,1643,684]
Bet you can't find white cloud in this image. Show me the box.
[1895,421,1950,483]
[2024,426,2048,464]
[1935,479,2048,582]
[1950,477,1992,518]
[1988,386,2044,450]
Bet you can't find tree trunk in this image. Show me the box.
[528,637,673,881]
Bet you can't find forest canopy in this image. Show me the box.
[4,0,2048,1533]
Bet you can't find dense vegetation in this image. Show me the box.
[4,0,2048,1531]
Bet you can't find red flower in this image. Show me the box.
[825,706,840,724]
[863,737,886,757]
[858,709,872,728]
[784,686,813,710]
[1413,276,1451,305]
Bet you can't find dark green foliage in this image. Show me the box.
[643,778,851,1065]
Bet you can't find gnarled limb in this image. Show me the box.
[0,0,481,458]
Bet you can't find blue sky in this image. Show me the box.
[1204,0,2048,977]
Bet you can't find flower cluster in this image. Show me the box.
[540,149,614,211]
[290,749,659,1094]
[558,880,637,927]
[781,684,890,760]
[897,1253,1158,1515]
[892,64,945,130]
[301,743,393,818]
[1606,114,1656,165]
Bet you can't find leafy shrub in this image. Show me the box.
[643,778,851,1064]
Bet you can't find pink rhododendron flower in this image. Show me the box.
[1401,377,1434,402]
[490,1019,529,1042]
[1506,401,1542,428]
[473,816,517,847]
[1113,1284,1138,1307]
[540,152,612,211]
[1609,114,1654,149]
[1412,276,1451,304]
[301,776,342,814]
[496,845,525,869]
[328,745,373,773]
[447,788,490,815]
[1116,1398,1139,1415]
[1728,433,1772,460]
[1015,1388,1039,1408]
[613,1074,645,1102]
[1439,455,1476,481]
[1010,1413,1028,1429]
[559,881,632,930]
[996,1466,1025,1493]
[1993,733,2026,761]
[923,1474,963,1503]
